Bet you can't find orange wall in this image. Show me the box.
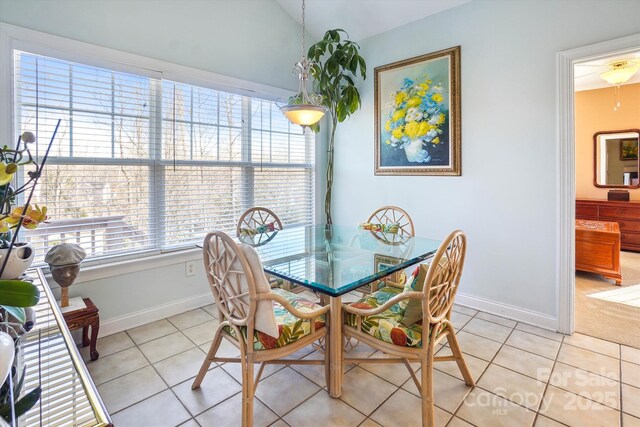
[575,83,640,201]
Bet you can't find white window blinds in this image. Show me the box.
[14,50,314,262]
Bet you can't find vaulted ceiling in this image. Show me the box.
[275,0,471,42]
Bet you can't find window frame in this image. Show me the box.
[1,23,319,271]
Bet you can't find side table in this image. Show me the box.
[62,297,100,360]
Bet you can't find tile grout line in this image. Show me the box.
[89,303,635,427]
[493,322,621,425]
[401,311,560,422]
[163,337,287,421]
[114,328,198,425]
[550,338,623,425]
[567,329,627,348]
[444,303,485,427]
[88,334,210,389]
[619,344,623,427]
[448,308,518,425]
[259,369,326,421]
[127,316,277,425]
[447,307,574,427]
[335,347,432,424]
[96,324,210,392]
[531,332,570,427]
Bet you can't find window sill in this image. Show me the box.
[43,247,202,285]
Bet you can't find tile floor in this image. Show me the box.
[80,297,640,427]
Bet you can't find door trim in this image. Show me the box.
[556,33,640,334]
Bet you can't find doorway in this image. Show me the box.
[557,33,640,346]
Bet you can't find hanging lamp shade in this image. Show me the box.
[600,61,639,85]
[280,104,326,126]
[279,0,326,127]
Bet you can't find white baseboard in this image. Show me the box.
[97,290,559,339]
[99,292,213,338]
[455,292,559,332]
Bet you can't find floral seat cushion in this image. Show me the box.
[358,222,400,234]
[224,288,325,351]
[344,284,445,348]
[239,221,278,236]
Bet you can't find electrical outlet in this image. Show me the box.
[185,261,196,277]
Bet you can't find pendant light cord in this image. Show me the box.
[301,0,306,59]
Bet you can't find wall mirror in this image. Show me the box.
[594,129,640,188]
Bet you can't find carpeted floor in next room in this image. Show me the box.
[576,250,640,348]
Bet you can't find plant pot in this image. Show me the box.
[0,332,14,386]
[0,243,35,280]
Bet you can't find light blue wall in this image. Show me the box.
[7,0,638,332]
[0,0,311,331]
[333,0,640,322]
[0,0,301,90]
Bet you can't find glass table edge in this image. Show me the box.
[34,268,113,427]
[263,250,437,297]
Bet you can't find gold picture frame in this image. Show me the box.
[374,46,461,176]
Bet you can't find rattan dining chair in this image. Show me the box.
[367,205,415,239]
[237,207,290,289]
[343,230,474,427]
[236,207,283,240]
[363,206,415,292]
[192,231,330,427]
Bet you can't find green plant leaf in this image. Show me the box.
[0,305,25,323]
[358,57,367,77]
[0,386,41,421]
[0,280,40,307]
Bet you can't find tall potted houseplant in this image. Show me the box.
[307,29,366,224]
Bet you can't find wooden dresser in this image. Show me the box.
[576,199,640,252]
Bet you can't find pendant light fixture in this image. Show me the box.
[600,60,639,85]
[599,60,640,111]
[279,0,327,128]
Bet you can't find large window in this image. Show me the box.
[14,51,314,263]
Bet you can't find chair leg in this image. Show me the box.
[421,342,436,427]
[324,332,331,388]
[242,354,255,427]
[446,331,475,386]
[192,324,224,389]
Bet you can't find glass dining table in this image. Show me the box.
[240,224,441,397]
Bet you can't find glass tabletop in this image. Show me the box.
[240,225,441,297]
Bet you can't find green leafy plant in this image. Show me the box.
[307,29,366,224]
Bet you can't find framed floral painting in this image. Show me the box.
[620,138,639,160]
[374,46,461,176]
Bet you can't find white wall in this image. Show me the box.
[333,0,640,327]
[0,0,310,334]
